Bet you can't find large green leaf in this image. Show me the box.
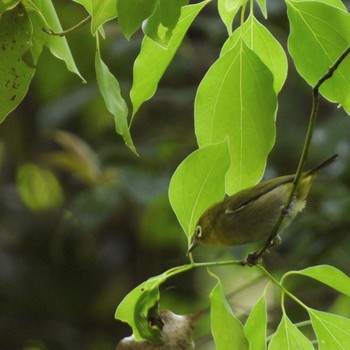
[169,140,230,240]
[268,315,314,350]
[217,0,247,35]
[74,0,117,33]
[0,4,36,122]
[287,0,350,114]
[131,0,211,118]
[195,40,277,194]
[284,265,350,298]
[309,309,350,350]
[210,276,249,350]
[221,15,287,94]
[117,0,157,39]
[95,48,136,154]
[31,0,84,81]
[290,0,346,10]
[244,295,267,350]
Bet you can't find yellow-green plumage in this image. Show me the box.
[188,155,337,252]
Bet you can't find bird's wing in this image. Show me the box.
[225,175,295,214]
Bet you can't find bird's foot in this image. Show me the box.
[240,235,281,267]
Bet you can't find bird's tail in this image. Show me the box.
[305,154,338,176]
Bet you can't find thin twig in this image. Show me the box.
[242,45,350,266]
[43,14,91,37]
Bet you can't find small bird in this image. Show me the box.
[116,310,201,350]
[187,155,338,254]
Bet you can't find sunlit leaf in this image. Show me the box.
[31,0,84,81]
[244,295,267,350]
[309,309,350,350]
[74,0,117,33]
[131,0,211,118]
[284,265,350,299]
[217,0,246,35]
[95,48,136,154]
[169,140,230,240]
[287,0,350,114]
[268,315,314,350]
[117,0,157,39]
[210,275,249,350]
[0,0,19,13]
[195,40,277,194]
[221,15,287,93]
[290,0,346,10]
[255,0,267,18]
[17,163,64,211]
[0,4,36,122]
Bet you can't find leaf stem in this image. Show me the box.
[240,2,247,25]
[257,265,310,311]
[43,14,91,37]
[243,45,350,265]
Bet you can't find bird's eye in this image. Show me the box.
[195,225,202,238]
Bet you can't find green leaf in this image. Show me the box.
[218,0,247,35]
[117,0,157,39]
[290,0,346,10]
[0,4,36,122]
[115,264,191,343]
[221,15,287,94]
[0,0,19,13]
[244,295,267,350]
[116,276,165,344]
[26,7,45,63]
[95,47,136,154]
[17,163,64,211]
[255,0,267,18]
[131,0,210,117]
[195,40,277,194]
[74,0,117,33]
[169,140,230,239]
[287,0,350,114]
[210,276,249,350]
[31,0,84,81]
[159,0,189,29]
[284,265,350,299]
[309,309,350,349]
[268,315,314,350]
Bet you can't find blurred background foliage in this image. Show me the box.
[1,1,350,349]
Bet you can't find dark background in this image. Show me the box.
[1,1,350,349]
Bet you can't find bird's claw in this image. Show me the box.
[240,235,281,266]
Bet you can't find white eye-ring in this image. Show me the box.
[195,225,202,238]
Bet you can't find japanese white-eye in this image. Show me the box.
[188,155,338,254]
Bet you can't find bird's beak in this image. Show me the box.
[187,240,198,256]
